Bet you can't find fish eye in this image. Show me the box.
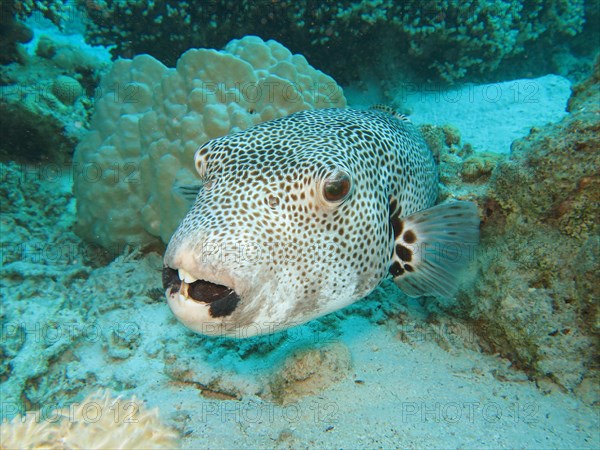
[322,170,352,203]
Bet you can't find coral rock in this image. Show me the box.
[0,390,179,449]
[73,36,346,247]
[453,63,599,400]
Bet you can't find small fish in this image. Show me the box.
[163,108,479,337]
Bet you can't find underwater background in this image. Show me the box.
[1,1,599,448]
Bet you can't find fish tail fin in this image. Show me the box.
[390,201,480,298]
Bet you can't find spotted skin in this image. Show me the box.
[164,108,440,337]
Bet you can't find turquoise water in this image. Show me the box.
[1,2,598,448]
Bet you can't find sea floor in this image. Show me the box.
[1,30,599,444]
[1,164,598,448]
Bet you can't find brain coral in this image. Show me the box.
[73,36,346,247]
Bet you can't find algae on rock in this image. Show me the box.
[449,58,599,403]
[0,30,108,162]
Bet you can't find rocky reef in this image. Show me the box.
[435,57,599,403]
[0,9,109,162]
[0,0,33,65]
[80,0,596,83]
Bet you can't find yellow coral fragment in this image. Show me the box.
[0,390,179,449]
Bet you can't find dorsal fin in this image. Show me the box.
[369,104,411,122]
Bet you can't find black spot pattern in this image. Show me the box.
[396,244,412,262]
[162,267,180,294]
[389,261,404,277]
[403,230,417,244]
[209,292,241,318]
[165,108,438,321]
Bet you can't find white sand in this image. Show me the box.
[68,279,599,449]
[3,237,596,447]
[346,74,572,153]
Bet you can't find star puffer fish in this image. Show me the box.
[162,107,480,338]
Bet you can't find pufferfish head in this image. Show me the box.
[163,109,395,338]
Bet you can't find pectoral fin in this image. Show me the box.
[389,201,480,298]
[174,183,202,204]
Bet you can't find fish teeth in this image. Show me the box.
[178,268,197,284]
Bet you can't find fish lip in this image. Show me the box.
[161,265,241,308]
[162,267,181,294]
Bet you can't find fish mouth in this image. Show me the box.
[162,266,241,319]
